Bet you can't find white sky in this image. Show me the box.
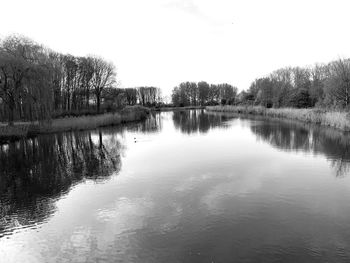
[1,0,350,96]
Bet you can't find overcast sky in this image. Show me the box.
[1,0,350,96]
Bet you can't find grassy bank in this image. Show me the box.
[206,105,350,131]
[0,106,150,142]
[151,106,205,112]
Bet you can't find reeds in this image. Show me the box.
[152,106,206,111]
[120,105,150,123]
[0,106,150,141]
[50,113,122,131]
[46,105,149,132]
[0,125,29,140]
[206,105,350,131]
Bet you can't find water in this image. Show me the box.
[1,110,350,262]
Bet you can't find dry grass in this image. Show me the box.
[120,105,150,123]
[206,105,350,131]
[44,105,149,133]
[152,106,206,111]
[0,125,29,138]
[0,106,150,141]
[50,113,122,131]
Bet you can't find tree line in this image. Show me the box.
[103,86,162,109]
[171,81,238,106]
[240,58,350,109]
[0,35,162,125]
[171,58,350,109]
[0,35,118,124]
[3,34,349,126]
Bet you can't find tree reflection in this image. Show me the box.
[100,112,162,135]
[172,110,229,134]
[0,130,124,237]
[250,119,350,177]
[127,112,162,134]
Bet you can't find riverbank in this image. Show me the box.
[0,106,150,142]
[206,105,350,131]
[151,106,205,111]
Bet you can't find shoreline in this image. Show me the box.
[151,106,205,111]
[206,105,350,132]
[0,106,150,143]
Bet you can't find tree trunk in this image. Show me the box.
[86,90,90,109]
[96,93,101,113]
[8,103,15,126]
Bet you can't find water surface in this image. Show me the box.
[1,110,350,262]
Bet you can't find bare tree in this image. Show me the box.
[325,59,350,107]
[197,81,209,106]
[91,56,116,112]
[0,35,39,125]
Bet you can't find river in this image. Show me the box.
[1,110,350,262]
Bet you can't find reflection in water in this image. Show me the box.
[0,131,124,237]
[126,112,162,134]
[172,109,229,134]
[2,111,350,262]
[250,118,350,177]
[100,112,163,137]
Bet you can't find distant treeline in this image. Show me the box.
[171,82,238,106]
[104,86,162,110]
[172,59,350,110]
[242,59,350,109]
[0,35,162,125]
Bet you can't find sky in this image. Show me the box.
[1,0,350,97]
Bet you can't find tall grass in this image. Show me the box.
[51,113,122,131]
[120,105,150,123]
[0,125,29,139]
[0,106,150,141]
[39,105,149,133]
[151,106,206,111]
[206,105,350,131]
